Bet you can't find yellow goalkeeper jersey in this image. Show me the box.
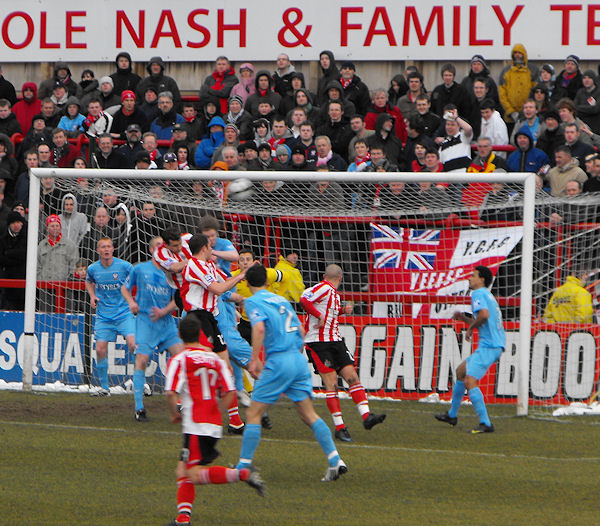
[543,276,593,323]
[271,255,305,303]
[233,267,283,320]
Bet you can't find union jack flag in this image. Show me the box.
[371,223,403,269]
[405,251,436,270]
[407,229,441,245]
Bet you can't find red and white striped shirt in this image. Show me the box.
[153,233,192,289]
[165,346,235,438]
[181,256,227,314]
[301,280,341,342]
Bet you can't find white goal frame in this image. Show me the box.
[24,168,536,416]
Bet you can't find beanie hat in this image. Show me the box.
[583,69,597,79]
[225,123,240,135]
[544,109,560,122]
[121,90,135,101]
[211,161,228,171]
[565,54,580,67]
[471,54,487,69]
[228,94,244,107]
[135,151,151,164]
[242,142,258,152]
[7,211,24,226]
[46,214,61,227]
[341,61,356,71]
[276,144,291,158]
[257,142,272,152]
[541,63,555,75]
[99,76,114,87]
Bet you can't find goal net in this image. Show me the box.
[11,167,598,416]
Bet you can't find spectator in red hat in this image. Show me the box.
[110,90,149,140]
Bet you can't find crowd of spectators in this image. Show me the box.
[0,47,599,310]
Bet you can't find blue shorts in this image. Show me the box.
[251,351,313,405]
[135,312,182,355]
[94,314,135,342]
[220,325,251,368]
[466,346,503,380]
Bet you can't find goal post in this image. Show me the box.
[23,167,536,414]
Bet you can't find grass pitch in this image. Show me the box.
[1,391,599,526]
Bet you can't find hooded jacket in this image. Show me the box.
[200,64,239,115]
[365,101,407,144]
[136,57,182,107]
[461,59,500,106]
[507,126,550,173]
[341,74,370,116]
[0,107,21,138]
[195,116,226,169]
[499,44,537,121]
[366,113,405,168]
[272,255,305,302]
[230,63,256,103]
[273,64,297,97]
[110,52,142,96]
[59,193,88,247]
[318,80,356,123]
[57,96,86,137]
[244,70,282,117]
[13,82,41,134]
[387,74,409,106]
[285,88,320,125]
[544,275,593,323]
[316,50,341,106]
[39,62,82,100]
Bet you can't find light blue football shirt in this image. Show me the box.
[86,258,133,320]
[471,287,505,349]
[245,289,303,355]
[214,237,235,276]
[124,260,174,315]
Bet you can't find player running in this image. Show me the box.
[435,265,506,433]
[236,264,347,482]
[181,234,248,433]
[164,312,264,526]
[85,237,135,396]
[121,236,184,421]
[301,264,386,442]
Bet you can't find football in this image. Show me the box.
[228,178,255,201]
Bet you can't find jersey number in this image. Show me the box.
[279,305,298,333]
[193,368,219,400]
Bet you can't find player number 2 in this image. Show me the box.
[279,305,298,333]
[194,368,219,400]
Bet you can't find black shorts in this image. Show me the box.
[187,309,227,353]
[180,434,220,467]
[305,340,355,374]
[238,318,252,345]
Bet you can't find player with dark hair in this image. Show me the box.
[164,312,264,526]
[199,215,239,276]
[85,237,135,396]
[181,233,248,432]
[435,265,505,433]
[301,264,386,442]
[236,264,347,482]
[122,236,184,421]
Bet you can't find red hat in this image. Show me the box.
[46,214,61,227]
[121,90,136,102]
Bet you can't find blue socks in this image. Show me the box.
[237,423,261,469]
[469,387,491,426]
[448,380,465,418]
[96,357,108,390]
[133,369,145,411]
[311,418,340,467]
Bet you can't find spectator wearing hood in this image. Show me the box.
[365,89,407,144]
[20,115,52,156]
[78,69,98,106]
[37,214,79,285]
[507,126,550,173]
[316,100,354,163]
[0,133,18,184]
[59,193,88,247]
[287,88,320,126]
[150,91,184,143]
[536,110,565,164]
[136,56,181,109]
[230,63,256,106]
[57,97,86,137]
[244,70,281,117]
[366,113,405,169]
[199,56,239,115]
[39,62,82,100]
[273,53,297,97]
[0,99,21,137]
[0,211,27,309]
[280,72,311,116]
[387,73,409,106]
[499,44,537,124]
[110,90,149,140]
[553,55,584,104]
[139,86,160,123]
[316,50,341,106]
[339,62,370,116]
[574,70,600,134]
[461,55,500,107]
[13,82,40,135]
[224,94,253,141]
[529,84,551,117]
[195,116,226,169]
[317,80,356,126]
[538,64,556,100]
[252,117,273,147]
[110,52,142,96]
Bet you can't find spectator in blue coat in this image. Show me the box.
[150,91,184,146]
[194,116,226,169]
[507,126,550,173]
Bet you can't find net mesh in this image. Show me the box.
[18,171,600,415]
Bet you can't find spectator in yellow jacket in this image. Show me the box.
[272,250,305,305]
[543,273,593,323]
[499,44,537,124]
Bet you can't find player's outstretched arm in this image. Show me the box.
[207,271,247,296]
[212,247,239,262]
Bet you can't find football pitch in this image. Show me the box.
[1,391,598,526]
